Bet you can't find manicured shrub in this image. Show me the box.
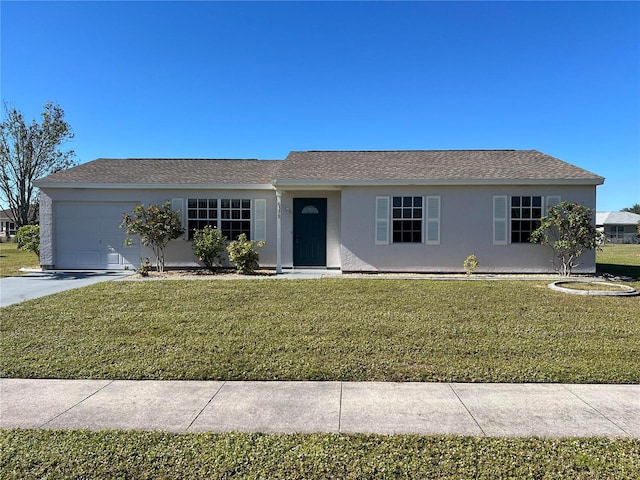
[192,225,226,272]
[463,254,479,275]
[227,233,265,274]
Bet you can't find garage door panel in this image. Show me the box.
[55,202,139,270]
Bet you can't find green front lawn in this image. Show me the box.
[597,244,640,279]
[0,242,39,277]
[2,279,638,383]
[2,430,638,479]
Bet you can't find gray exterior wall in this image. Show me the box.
[39,182,598,273]
[38,187,279,269]
[339,184,598,273]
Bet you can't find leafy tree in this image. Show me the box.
[530,201,598,276]
[621,203,640,215]
[120,202,184,272]
[227,233,265,275]
[0,102,75,228]
[16,224,40,257]
[192,225,227,272]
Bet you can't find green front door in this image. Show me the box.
[293,198,327,266]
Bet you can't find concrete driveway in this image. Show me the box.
[0,271,133,308]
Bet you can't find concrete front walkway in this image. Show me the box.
[1,379,638,438]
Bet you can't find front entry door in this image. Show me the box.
[293,198,327,266]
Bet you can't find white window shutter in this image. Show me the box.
[546,196,561,213]
[493,195,508,245]
[171,198,186,240]
[254,199,267,242]
[375,196,390,245]
[425,196,440,245]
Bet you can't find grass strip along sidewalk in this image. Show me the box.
[2,430,639,479]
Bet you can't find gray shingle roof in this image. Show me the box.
[596,211,640,225]
[277,150,604,183]
[35,150,604,187]
[36,158,282,185]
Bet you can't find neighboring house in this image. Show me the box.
[35,150,604,273]
[596,211,640,244]
[0,209,17,239]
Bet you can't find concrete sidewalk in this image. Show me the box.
[1,379,638,438]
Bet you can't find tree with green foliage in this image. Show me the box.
[621,203,640,215]
[530,201,598,276]
[0,102,75,228]
[120,202,184,272]
[192,225,227,272]
[227,233,265,274]
[16,224,40,257]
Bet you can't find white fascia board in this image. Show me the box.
[34,182,277,190]
[272,178,604,188]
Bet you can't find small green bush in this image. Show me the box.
[227,233,265,274]
[463,254,479,275]
[16,225,40,257]
[192,225,226,272]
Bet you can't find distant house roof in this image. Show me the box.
[596,211,640,226]
[35,150,604,188]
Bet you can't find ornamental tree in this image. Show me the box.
[120,202,184,272]
[530,201,597,276]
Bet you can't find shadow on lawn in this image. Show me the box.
[597,263,640,280]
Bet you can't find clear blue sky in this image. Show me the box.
[2,1,638,211]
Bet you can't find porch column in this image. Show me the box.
[276,189,282,273]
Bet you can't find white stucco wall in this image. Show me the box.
[339,184,598,273]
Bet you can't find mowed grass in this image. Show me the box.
[598,244,640,279]
[0,242,39,277]
[2,279,639,383]
[2,430,639,480]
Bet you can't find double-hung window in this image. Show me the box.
[510,196,542,243]
[187,198,252,240]
[494,195,550,244]
[392,196,423,243]
[375,195,440,245]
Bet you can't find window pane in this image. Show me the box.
[403,197,412,207]
[231,199,240,208]
[414,208,422,219]
[188,199,197,208]
[403,208,411,218]
[209,199,217,208]
[393,197,402,207]
[522,197,531,207]
[413,197,422,207]
[221,199,230,209]
[198,199,207,208]
[511,197,520,207]
[511,208,520,219]
[532,196,542,207]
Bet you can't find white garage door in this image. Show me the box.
[55,202,140,270]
